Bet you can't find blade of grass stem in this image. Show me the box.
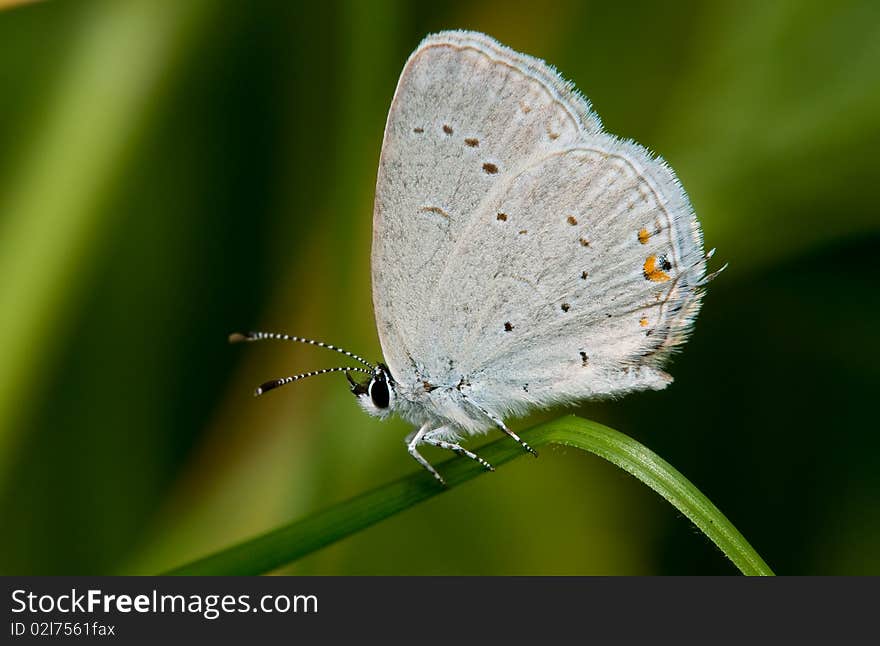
[165,415,773,576]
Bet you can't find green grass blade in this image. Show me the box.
[165,415,773,576]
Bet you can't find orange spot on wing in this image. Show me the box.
[638,228,651,244]
[643,255,671,282]
[639,317,649,327]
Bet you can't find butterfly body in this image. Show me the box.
[236,31,719,485]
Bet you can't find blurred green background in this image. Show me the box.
[1,0,878,575]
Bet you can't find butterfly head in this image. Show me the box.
[347,363,396,419]
[230,331,397,417]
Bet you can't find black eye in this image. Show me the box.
[368,377,390,409]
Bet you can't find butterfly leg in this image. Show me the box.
[496,421,538,457]
[423,428,495,472]
[465,399,538,457]
[405,423,446,486]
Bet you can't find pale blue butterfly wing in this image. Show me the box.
[372,31,707,426]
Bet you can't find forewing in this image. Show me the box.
[371,31,601,382]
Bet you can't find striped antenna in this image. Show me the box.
[229,331,375,369]
[255,366,372,397]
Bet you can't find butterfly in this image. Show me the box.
[232,31,721,485]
